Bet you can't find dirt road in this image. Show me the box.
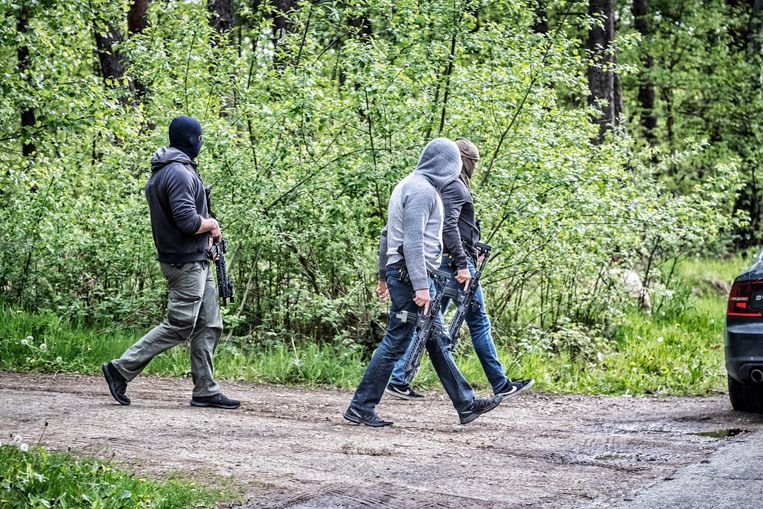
[1,372,761,508]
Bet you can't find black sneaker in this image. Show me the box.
[494,380,518,397]
[458,394,503,424]
[495,378,535,399]
[343,406,393,427]
[190,393,241,410]
[385,383,425,401]
[102,362,130,406]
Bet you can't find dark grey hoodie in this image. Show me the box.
[380,138,462,290]
[145,147,209,264]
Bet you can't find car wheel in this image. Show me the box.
[728,375,763,413]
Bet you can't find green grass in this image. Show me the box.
[0,307,369,386]
[0,256,749,396]
[0,444,224,508]
[488,255,749,396]
[513,298,726,395]
[674,255,750,286]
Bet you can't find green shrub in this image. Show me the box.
[0,1,741,354]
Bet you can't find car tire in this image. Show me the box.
[728,375,763,413]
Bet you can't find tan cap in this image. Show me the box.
[455,138,480,161]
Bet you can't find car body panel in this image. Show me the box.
[725,251,763,384]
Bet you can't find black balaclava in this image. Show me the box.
[169,116,203,160]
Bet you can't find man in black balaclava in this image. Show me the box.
[169,115,203,159]
[102,116,240,410]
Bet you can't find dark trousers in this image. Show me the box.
[350,267,475,414]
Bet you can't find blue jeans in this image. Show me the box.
[390,255,508,392]
[349,266,475,414]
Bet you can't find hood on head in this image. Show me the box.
[151,146,195,172]
[414,138,462,190]
[455,138,480,182]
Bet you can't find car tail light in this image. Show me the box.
[727,280,763,317]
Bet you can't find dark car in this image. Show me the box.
[725,255,763,413]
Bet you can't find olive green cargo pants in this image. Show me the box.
[112,261,222,398]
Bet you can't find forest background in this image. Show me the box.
[1,0,762,395]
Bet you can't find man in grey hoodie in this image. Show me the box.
[344,138,504,427]
[386,138,535,400]
[101,116,239,410]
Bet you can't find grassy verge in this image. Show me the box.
[491,255,746,395]
[0,307,369,386]
[514,296,726,395]
[0,444,224,508]
[0,256,747,396]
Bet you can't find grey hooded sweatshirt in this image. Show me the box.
[145,147,210,264]
[379,138,462,290]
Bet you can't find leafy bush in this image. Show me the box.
[0,0,742,355]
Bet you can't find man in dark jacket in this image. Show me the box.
[386,138,534,400]
[345,138,503,427]
[101,116,239,410]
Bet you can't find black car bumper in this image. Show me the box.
[725,323,763,382]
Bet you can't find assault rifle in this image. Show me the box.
[205,186,234,306]
[208,239,234,305]
[396,269,458,382]
[448,241,491,350]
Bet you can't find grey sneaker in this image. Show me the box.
[102,362,130,406]
[495,378,535,399]
[458,394,503,424]
[385,383,425,401]
[190,393,241,410]
[343,406,393,427]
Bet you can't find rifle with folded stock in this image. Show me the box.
[448,241,491,350]
[396,269,458,382]
[205,186,234,306]
[207,239,234,305]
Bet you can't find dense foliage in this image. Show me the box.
[0,0,756,354]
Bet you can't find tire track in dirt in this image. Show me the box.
[1,371,761,508]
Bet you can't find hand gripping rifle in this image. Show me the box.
[448,242,491,350]
[396,269,459,382]
[205,186,234,306]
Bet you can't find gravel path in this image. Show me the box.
[1,371,761,508]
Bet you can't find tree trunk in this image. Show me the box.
[127,0,151,98]
[338,9,372,85]
[271,0,301,69]
[532,0,548,34]
[127,0,151,34]
[587,0,623,143]
[752,0,763,54]
[631,0,657,142]
[438,29,459,134]
[94,23,127,85]
[207,0,236,116]
[208,0,235,40]
[347,12,372,38]
[726,0,762,49]
[17,7,35,157]
[92,2,152,98]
